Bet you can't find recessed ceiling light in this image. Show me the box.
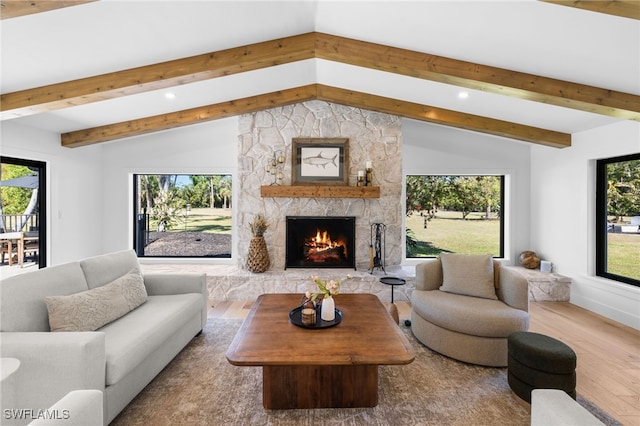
[458,92,469,99]
[165,92,176,100]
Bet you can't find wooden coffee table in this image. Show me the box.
[226,293,415,409]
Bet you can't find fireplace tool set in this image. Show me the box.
[369,223,386,273]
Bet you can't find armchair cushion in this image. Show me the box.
[46,268,147,332]
[439,253,498,300]
[412,290,529,337]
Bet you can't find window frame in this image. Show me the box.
[404,174,505,259]
[132,173,232,259]
[1,156,47,269]
[595,153,640,287]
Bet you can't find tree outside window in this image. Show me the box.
[406,175,504,258]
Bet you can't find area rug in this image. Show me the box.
[111,317,620,426]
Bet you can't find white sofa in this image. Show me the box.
[531,389,604,425]
[29,390,103,426]
[0,250,207,425]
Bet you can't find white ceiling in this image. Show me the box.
[1,0,638,139]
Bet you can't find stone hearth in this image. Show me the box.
[140,263,415,303]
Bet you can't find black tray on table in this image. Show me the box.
[289,306,343,329]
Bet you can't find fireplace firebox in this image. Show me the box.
[285,216,356,269]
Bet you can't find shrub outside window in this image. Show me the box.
[133,174,232,258]
[406,175,504,258]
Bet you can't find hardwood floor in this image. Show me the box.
[211,299,639,425]
[528,302,640,426]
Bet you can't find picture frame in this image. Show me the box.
[291,138,349,186]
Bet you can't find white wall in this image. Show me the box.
[530,120,640,329]
[99,119,239,257]
[1,121,104,265]
[402,119,532,263]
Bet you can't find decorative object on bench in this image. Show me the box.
[507,331,577,404]
[411,254,530,366]
[246,214,270,272]
[0,249,207,425]
[519,250,541,269]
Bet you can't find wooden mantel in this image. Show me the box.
[260,185,380,198]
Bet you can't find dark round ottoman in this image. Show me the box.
[508,331,577,403]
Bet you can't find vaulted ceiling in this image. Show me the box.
[1,1,639,149]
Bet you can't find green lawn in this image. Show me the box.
[406,210,501,257]
[150,208,232,234]
[607,233,640,280]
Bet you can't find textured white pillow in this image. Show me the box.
[46,268,147,332]
[439,253,497,300]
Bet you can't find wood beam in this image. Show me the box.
[541,1,640,20]
[1,33,316,119]
[314,33,639,121]
[2,33,638,122]
[61,85,318,148]
[61,84,571,149]
[316,85,571,148]
[0,0,96,20]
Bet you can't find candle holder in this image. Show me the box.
[265,150,285,185]
[357,170,365,186]
[365,161,373,186]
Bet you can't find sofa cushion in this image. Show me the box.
[80,249,141,290]
[412,289,529,338]
[99,293,203,386]
[46,268,147,332]
[0,262,88,332]
[439,253,497,300]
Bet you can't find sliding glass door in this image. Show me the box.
[0,156,47,269]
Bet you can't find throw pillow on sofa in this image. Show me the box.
[45,268,147,332]
[439,253,498,300]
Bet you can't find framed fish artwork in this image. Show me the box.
[291,138,349,186]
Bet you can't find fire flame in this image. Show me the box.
[307,229,345,253]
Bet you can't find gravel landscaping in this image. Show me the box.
[143,232,231,257]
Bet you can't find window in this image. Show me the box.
[596,154,640,286]
[406,175,504,258]
[133,174,232,258]
[0,156,47,269]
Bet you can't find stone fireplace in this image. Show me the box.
[237,100,403,271]
[285,216,356,269]
[142,100,415,304]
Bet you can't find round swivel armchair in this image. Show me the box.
[411,254,530,367]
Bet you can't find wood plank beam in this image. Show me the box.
[316,85,571,148]
[0,1,96,20]
[3,33,638,122]
[314,33,639,121]
[61,84,571,148]
[260,185,380,199]
[1,33,316,119]
[61,85,318,148]
[541,1,640,20]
